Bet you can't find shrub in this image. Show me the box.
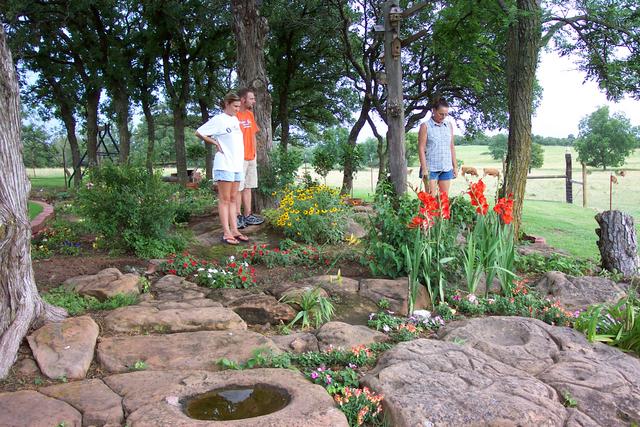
[257,147,304,199]
[42,287,138,315]
[281,287,335,329]
[266,185,351,244]
[77,164,185,258]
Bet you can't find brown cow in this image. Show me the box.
[611,175,618,184]
[461,166,479,177]
[615,169,626,177]
[483,168,501,178]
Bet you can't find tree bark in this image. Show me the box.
[232,0,273,210]
[113,87,131,164]
[502,0,541,237]
[341,95,371,194]
[277,87,290,152]
[142,97,156,175]
[367,115,388,185]
[0,26,66,380]
[595,210,639,277]
[198,99,213,180]
[85,87,101,166]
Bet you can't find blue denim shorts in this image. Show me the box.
[214,170,243,182]
[429,169,454,181]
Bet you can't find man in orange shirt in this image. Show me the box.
[236,88,264,228]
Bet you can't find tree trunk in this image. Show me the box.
[85,88,101,166]
[173,104,188,185]
[60,106,82,188]
[502,0,541,237]
[113,87,131,164]
[142,97,156,174]
[367,115,387,185]
[198,99,213,180]
[232,0,273,211]
[595,210,639,277]
[0,27,66,379]
[277,87,290,152]
[341,96,371,194]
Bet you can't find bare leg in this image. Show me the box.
[229,181,247,238]
[438,179,452,194]
[218,181,234,239]
[428,178,439,196]
[241,188,252,216]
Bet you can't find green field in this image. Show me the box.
[28,201,43,220]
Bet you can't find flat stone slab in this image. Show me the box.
[103,304,246,333]
[27,315,99,379]
[97,330,280,373]
[227,294,296,325]
[151,275,207,301]
[63,267,140,300]
[316,321,389,351]
[0,390,82,427]
[358,277,430,316]
[363,338,567,427]
[104,369,348,426]
[439,316,640,426]
[533,271,628,311]
[39,378,124,426]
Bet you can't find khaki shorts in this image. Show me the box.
[239,158,258,191]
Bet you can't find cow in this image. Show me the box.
[615,169,626,177]
[483,168,501,178]
[611,175,618,184]
[461,166,479,177]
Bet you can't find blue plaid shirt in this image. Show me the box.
[425,118,452,172]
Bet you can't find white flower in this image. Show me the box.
[413,310,432,320]
[228,255,235,261]
[466,294,478,305]
[382,325,391,332]
[198,268,205,272]
[212,269,218,274]
[207,273,212,278]
[207,268,214,273]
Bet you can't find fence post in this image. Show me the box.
[581,162,587,207]
[565,152,573,204]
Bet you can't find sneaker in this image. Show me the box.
[244,213,265,226]
[237,215,247,229]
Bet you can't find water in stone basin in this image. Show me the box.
[183,384,290,421]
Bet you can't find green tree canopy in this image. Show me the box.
[575,106,639,170]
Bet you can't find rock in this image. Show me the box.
[517,241,569,257]
[358,278,430,315]
[39,378,124,426]
[0,390,82,427]
[316,321,389,351]
[15,358,41,376]
[208,288,259,306]
[227,294,297,325]
[344,217,367,239]
[103,304,246,334]
[97,330,280,373]
[272,333,320,353]
[439,316,640,426]
[152,275,207,301]
[533,271,628,311]
[362,339,567,427]
[107,369,348,427]
[153,299,222,310]
[63,268,140,301]
[28,316,99,380]
[269,275,360,298]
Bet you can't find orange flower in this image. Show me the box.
[493,193,514,224]
[467,180,488,215]
[439,191,450,219]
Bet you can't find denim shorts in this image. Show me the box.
[429,169,454,181]
[214,170,243,182]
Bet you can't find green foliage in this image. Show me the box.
[282,287,335,329]
[574,291,640,355]
[486,134,508,160]
[530,143,544,169]
[240,240,330,268]
[130,360,148,371]
[562,390,578,408]
[173,187,216,223]
[42,287,138,315]
[160,253,257,289]
[31,219,84,259]
[449,196,476,229]
[265,185,351,244]
[77,164,185,258]
[257,146,304,198]
[575,106,639,170]
[312,143,338,180]
[515,253,597,276]
[28,201,44,220]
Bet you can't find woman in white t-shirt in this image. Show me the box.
[195,92,249,245]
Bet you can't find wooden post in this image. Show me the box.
[565,152,572,204]
[383,1,407,196]
[581,162,587,207]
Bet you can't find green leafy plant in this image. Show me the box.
[130,360,148,371]
[31,219,83,259]
[515,253,596,276]
[77,163,185,258]
[561,390,578,408]
[139,276,151,293]
[42,287,138,315]
[240,241,330,268]
[334,386,384,426]
[282,287,335,329]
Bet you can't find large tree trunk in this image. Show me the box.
[232,0,273,211]
[341,95,371,195]
[595,210,639,277]
[85,88,101,166]
[142,97,156,175]
[60,111,82,188]
[113,87,131,164]
[367,116,388,185]
[0,27,66,379]
[502,0,541,236]
[173,104,188,185]
[277,87,290,152]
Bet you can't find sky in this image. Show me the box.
[359,49,640,140]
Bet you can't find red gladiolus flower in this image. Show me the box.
[467,180,489,215]
[241,276,248,282]
[439,191,450,220]
[494,193,514,224]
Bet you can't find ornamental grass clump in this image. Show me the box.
[265,185,351,244]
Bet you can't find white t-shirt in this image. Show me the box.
[196,113,244,172]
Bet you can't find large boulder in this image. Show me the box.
[316,321,389,351]
[227,294,297,325]
[27,316,99,379]
[63,267,140,300]
[105,369,348,426]
[532,271,628,311]
[358,278,430,315]
[0,390,82,427]
[271,332,320,354]
[103,304,246,334]
[268,275,360,298]
[97,330,280,373]
[39,378,124,426]
[151,275,207,301]
[362,339,567,427]
[438,316,640,426]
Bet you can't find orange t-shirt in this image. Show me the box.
[236,110,259,160]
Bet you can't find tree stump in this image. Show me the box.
[595,210,639,277]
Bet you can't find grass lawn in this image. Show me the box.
[28,201,43,220]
